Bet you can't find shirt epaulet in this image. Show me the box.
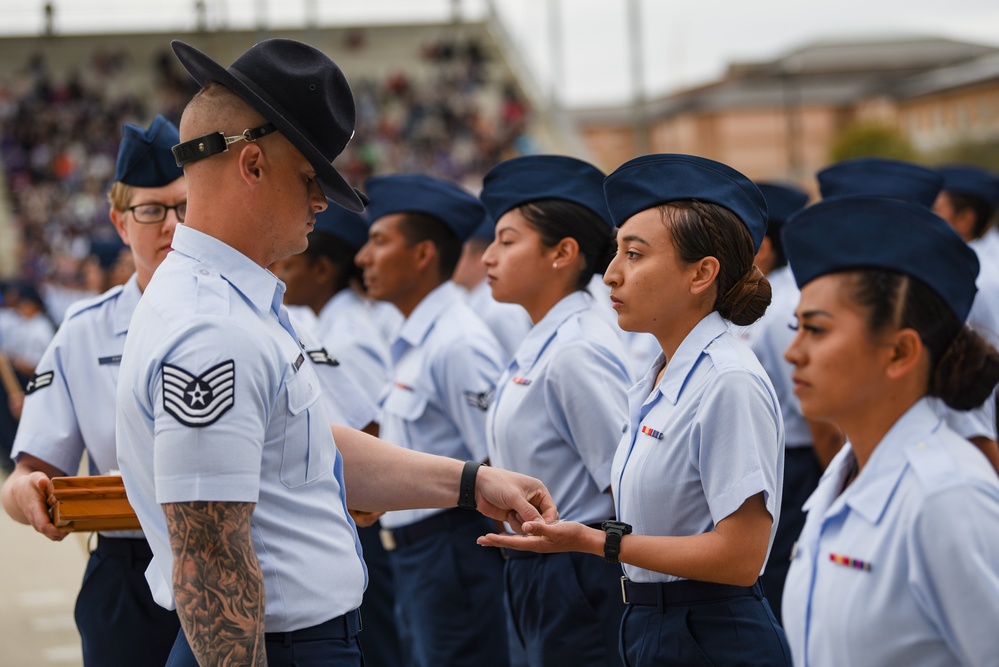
[554,314,584,344]
[904,436,961,495]
[62,284,125,321]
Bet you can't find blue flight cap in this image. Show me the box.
[113,115,184,187]
[816,158,942,208]
[756,182,809,229]
[312,203,369,251]
[937,165,999,213]
[604,154,768,252]
[470,214,496,241]
[363,174,486,243]
[480,155,613,227]
[782,196,979,322]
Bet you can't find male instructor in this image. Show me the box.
[115,38,556,667]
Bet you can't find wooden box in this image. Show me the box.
[49,475,141,532]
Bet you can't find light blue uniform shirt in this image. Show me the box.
[12,276,143,538]
[586,273,659,378]
[612,312,785,583]
[466,280,532,365]
[783,398,999,666]
[751,269,814,449]
[287,305,379,430]
[316,287,393,409]
[378,281,504,529]
[116,225,365,632]
[486,291,630,526]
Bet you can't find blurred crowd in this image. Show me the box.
[0,34,531,471]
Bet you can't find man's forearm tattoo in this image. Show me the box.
[164,501,267,666]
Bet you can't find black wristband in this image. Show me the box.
[602,520,633,564]
[457,461,483,510]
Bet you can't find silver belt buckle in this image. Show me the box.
[620,576,630,604]
[379,528,396,552]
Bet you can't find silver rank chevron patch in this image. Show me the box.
[24,371,54,395]
[307,348,339,366]
[162,360,235,427]
[464,386,495,412]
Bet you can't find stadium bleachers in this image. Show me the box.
[0,21,535,315]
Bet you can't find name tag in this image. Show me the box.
[98,355,122,365]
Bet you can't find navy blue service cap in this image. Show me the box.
[816,158,942,208]
[604,154,768,252]
[171,39,364,212]
[312,204,369,251]
[782,196,979,322]
[937,165,999,212]
[480,155,613,227]
[363,174,486,243]
[470,214,495,241]
[113,115,184,187]
[756,182,809,229]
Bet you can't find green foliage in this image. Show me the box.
[933,138,999,172]
[829,122,917,163]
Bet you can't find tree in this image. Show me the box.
[829,122,917,163]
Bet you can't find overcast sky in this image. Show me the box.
[1,0,998,107]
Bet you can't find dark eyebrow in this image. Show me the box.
[797,309,833,320]
[619,234,651,246]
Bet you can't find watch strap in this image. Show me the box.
[457,461,483,510]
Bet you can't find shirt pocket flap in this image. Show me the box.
[286,366,321,416]
[383,386,429,421]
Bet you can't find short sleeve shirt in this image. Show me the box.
[287,305,379,430]
[116,225,365,632]
[316,288,393,409]
[487,291,630,526]
[13,277,143,538]
[612,312,785,583]
[378,282,504,529]
[783,398,999,666]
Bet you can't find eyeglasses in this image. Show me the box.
[125,202,187,224]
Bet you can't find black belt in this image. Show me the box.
[379,507,485,552]
[501,522,610,560]
[265,609,362,646]
[621,577,763,608]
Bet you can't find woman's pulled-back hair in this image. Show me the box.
[519,199,616,291]
[659,200,771,326]
[847,269,999,410]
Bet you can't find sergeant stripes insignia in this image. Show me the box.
[162,360,235,427]
[24,371,54,395]
[307,348,340,366]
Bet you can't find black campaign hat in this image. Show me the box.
[171,39,364,212]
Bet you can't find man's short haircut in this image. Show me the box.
[397,212,463,279]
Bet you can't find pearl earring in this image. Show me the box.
[552,262,558,269]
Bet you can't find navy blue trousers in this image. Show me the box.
[165,610,363,667]
[505,551,625,667]
[387,511,509,667]
[761,446,823,624]
[356,522,404,667]
[75,536,180,667]
[619,586,790,666]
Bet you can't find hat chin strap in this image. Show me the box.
[171,123,277,167]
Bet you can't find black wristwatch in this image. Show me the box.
[601,520,632,564]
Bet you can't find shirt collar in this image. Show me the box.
[844,397,942,524]
[658,311,728,404]
[171,224,283,317]
[512,291,592,372]
[396,281,461,348]
[113,274,143,335]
